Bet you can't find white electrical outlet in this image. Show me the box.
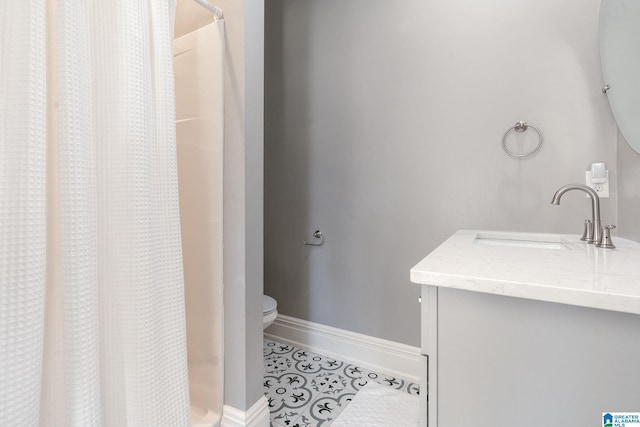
[585,171,609,198]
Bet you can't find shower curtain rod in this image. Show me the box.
[193,0,224,20]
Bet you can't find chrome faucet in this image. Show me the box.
[551,184,602,245]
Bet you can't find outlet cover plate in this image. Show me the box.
[585,171,609,198]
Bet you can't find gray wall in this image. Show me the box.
[264,0,619,347]
[218,0,266,413]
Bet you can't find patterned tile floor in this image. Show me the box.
[263,339,420,427]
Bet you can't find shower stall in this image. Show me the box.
[1,0,266,425]
[174,2,269,425]
[174,4,225,425]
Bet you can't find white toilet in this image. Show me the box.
[263,295,278,330]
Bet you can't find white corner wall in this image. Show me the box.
[265,0,619,346]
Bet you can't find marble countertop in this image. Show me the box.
[410,230,640,315]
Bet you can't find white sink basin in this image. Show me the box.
[473,231,572,250]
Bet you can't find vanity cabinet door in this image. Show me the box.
[436,287,640,427]
[420,285,438,427]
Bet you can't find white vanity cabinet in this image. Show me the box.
[411,230,640,427]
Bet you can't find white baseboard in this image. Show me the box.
[221,396,270,427]
[264,314,421,383]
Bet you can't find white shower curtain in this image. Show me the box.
[0,1,190,425]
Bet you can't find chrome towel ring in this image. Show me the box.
[502,121,543,158]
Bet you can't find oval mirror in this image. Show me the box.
[599,0,640,154]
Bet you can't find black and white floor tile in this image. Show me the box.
[263,339,420,427]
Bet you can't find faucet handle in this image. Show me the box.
[584,220,596,244]
[597,225,616,249]
[580,220,589,241]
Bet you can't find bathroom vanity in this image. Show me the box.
[410,230,640,427]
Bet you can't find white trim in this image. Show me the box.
[264,315,421,383]
[220,396,270,427]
